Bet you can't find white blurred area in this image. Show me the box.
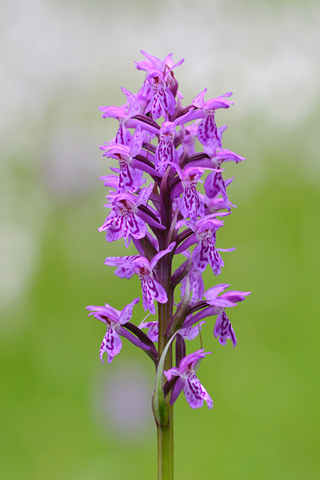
[92,359,154,440]
[1,0,319,317]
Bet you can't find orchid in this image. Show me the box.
[204,284,251,347]
[154,121,180,173]
[176,215,234,275]
[192,89,234,146]
[87,51,250,479]
[105,242,175,314]
[99,125,146,193]
[86,298,140,364]
[99,87,142,145]
[164,350,213,409]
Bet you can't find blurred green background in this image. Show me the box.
[1,0,319,479]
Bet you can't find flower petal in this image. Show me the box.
[100,328,122,364]
[119,298,140,324]
[213,311,237,347]
[183,373,213,409]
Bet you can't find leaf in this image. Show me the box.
[152,333,177,426]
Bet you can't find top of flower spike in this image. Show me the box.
[135,50,184,77]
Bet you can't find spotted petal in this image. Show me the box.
[104,255,138,279]
[197,113,218,146]
[100,328,122,364]
[139,321,159,342]
[141,277,167,314]
[204,171,228,202]
[183,373,213,409]
[192,242,210,272]
[214,311,237,347]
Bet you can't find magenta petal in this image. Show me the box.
[127,213,147,239]
[204,171,228,201]
[130,125,144,157]
[204,284,229,300]
[197,114,217,146]
[131,159,162,178]
[175,233,197,254]
[170,376,185,405]
[183,373,213,409]
[151,95,165,119]
[136,209,166,230]
[209,298,236,308]
[165,88,176,116]
[181,187,205,221]
[214,311,237,347]
[150,242,175,269]
[118,164,141,193]
[141,276,167,313]
[116,124,132,146]
[180,321,205,341]
[208,247,224,276]
[104,255,138,279]
[99,106,126,119]
[121,87,141,116]
[192,243,210,272]
[221,291,251,303]
[183,307,219,328]
[164,366,179,382]
[100,328,122,364]
[137,183,153,206]
[193,88,207,108]
[100,216,123,242]
[139,321,159,342]
[119,298,140,324]
[151,278,168,303]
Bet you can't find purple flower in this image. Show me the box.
[154,121,180,174]
[179,166,205,221]
[204,284,251,347]
[135,51,184,79]
[154,110,194,174]
[105,242,175,314]
[201,188,235,215]
[176,215,234,275]
[179,320,206,340]
[192,89,233,146]
[87,298,140,364]
[164,350,213,409]
[203,143,246,170]
[98,185,159,247]
[202,143,245,202]
[170,164,205,221]
[180,251,204,304]
[139,320,159,342]
[100,125,146,193]
[135,51,184,120]
[180,121,200,155]
[99,87,142,146]
[204,169,229,203]
[145,71,176,120]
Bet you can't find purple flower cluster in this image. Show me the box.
[87,51,250,412]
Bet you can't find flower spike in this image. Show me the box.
[88,51,250,477]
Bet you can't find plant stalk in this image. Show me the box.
[157,251,174,480]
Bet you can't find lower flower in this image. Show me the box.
[164,349,213,409]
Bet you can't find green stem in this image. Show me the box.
[157,423,171,480]
[157,252,174,480]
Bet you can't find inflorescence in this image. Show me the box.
[87,51,250,413]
